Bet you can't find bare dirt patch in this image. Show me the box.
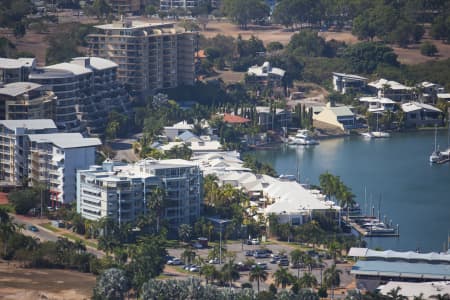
[0,260,95,300]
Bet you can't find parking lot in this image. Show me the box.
[166,241,354,295]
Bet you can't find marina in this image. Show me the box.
[249,130,450,251]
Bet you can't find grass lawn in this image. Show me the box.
[39,222,59,232]
[62,232,97,249]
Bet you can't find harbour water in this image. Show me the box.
[249,131,450,252]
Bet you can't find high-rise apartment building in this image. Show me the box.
[87,19,197,96]
[160,0,206,10]
[0,82,56,120]
[0,119,101,205]
[77,159,202,227]
[28,57,130,134]
[108,0,142,14]
[0,58,36,84]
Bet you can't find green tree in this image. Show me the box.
[273,267,294,289]
[249,264,268,293]
[290,249,305,278]
[298,272,318,288]
[93,268,130,300]
[223,0,270,29]
[127,235,167,291]
[323,264,342,299]
[178,224,193,243]
[421,42,439,57]
[220,259,240,287]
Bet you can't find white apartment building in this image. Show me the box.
[28,132,101,206]
[160,0,206,10]
[0,119,57,187]
[77,159,202,227]
[87,19,197,96]
[0,57,36,84]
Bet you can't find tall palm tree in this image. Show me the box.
[323,264,342,300]
[221,259,240,287]
[387,287,408,300]
[298,272,318,289]
[249,264,268,293]
[181,248,196,265]
[200,264,217,284]
[178,223,193,243]
[147,187,165,233]
[290,249,305,278]
[273,267,294,289]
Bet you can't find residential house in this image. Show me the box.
[377,281,450,299]
[247,61,285,89]
[419,81,444,102]
[222,113,251,125]
[368,78,413,101]
[164,121,194,141]
[0,82,56,120]
[359,96,396,113]
[313,102,356,131]
[77,159,202,227]
[255,106,291,129]
[332,72,367,94]
[401,102,443,127]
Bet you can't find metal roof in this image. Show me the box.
[46,62,92,76]
[332,72,367,81]
[0,57,35,69]
[28,133,101,149]
[0,119,56,131]
[71,57,118,71]
[0,82,42,97]
[349,247,450,263]
[351,260,450,280]
[401,102,442,113]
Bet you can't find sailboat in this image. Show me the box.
[430,125,441,163]
[429,125,441,163]
[370,113,390,138]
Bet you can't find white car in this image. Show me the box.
[251,238,260,245]
[189,265,199,272]
[167,258,183,265]
[209,258,219,264]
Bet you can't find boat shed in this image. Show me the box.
[349,247,450,291]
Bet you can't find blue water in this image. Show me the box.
[249,131,450,252]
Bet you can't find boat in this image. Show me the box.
[288,129,319,145]
[361,113,390,138]
[429,125,442,163]
[367,225,396,234]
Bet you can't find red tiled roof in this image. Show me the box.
[0,192,9,205]
[223,113,251,124]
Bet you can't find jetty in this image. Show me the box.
[344,216,400,238]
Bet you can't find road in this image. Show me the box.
[12,214,104,257]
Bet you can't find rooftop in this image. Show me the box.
[0,57,36,69]
[378,281,450,298]
[95,20,175,30]
[359,96,395,104]
[46,62,92,76]
[29,68,75,79]
[329,105,354,117]
[71,57,118,71]
[248,61,285,78]
[368,78,412,91]
[0,82,42,97]
[332,72,367,81]
[0,119,56,131]
[349,247,450,263]
[223,113,251,124]
[351,260,450,280]
[28,133,101,149]
[401,102,442,113]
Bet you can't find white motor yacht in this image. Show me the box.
[289,129,319,145]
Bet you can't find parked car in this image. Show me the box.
[253,249,271,258]
[251,238,260,245]
[252,262,268,270]
[245,250,254,257]
[167,258,183,265]
[290,262,304,269]
[278,259,289,266]
[189,265,199,272]
[236,262,250,271]
[27,225,39,232]
[165,255,174,263]
[192,242,203,249]
[209,258,219,264]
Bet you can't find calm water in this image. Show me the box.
[249,131,450,252]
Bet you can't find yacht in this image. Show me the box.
[361,113,390,138]
[289,129,319,145]
[430,125,442,163]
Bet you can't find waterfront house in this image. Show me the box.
[247,61,285,89]
[437,93,450,102]
[401,101,443,127]
[313,102,356,131]
[332,72,367,94]
[368,78,413,101]
[349,247,450,291]
[255,106,292,130]
[163,121,194,141]
[359,96,397,113]
[222,113,251,125]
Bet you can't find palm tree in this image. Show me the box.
[290,249,305,278]
[147,187,165,233]
[323,264,342,300]
[249,264,268,293]
[221,260,240,287]
[93,268,130,299]
[178,223,193,243]
[181,248,196,265]
[387,287,408,300]
[298,272,318,288]
[273,267,294,289]
[201,264,217,284]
